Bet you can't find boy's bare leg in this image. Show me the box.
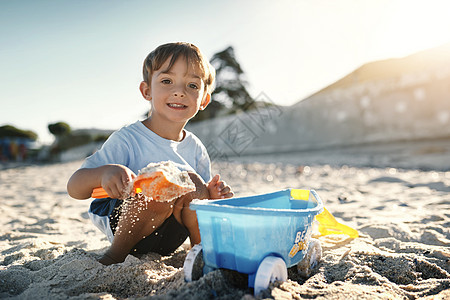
[99,172,210,265]
[172,173,210,246]
[99,196,174,265]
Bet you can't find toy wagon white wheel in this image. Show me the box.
[297,238,322,278]
[254,256,288,296]
[183,244,204,282]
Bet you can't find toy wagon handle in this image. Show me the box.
[91,187,109,198]
[310,189,324,213]
[90,186,143,198]
[290,189,324,214]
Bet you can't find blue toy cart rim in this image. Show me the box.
[191,189,323,216]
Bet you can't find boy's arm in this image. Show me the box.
[186,172,211,200]
[67,164,136,200]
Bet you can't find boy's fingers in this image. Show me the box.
[221,192,234,199]
[217,180,228,190]
[220,186,231,194]
[208,174,220,188]
[127,171,137,182]
[213,174,220,183]
[112,179,128,199]
[104,186,115,198]
[122,175,133,193]
[112,183,122,199]
[122,174,131,184]
[216,181,224,190]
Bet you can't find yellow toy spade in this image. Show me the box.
[290,189,358,238]
[315,207,359,238]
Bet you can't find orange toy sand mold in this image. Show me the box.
[91,164,196,202]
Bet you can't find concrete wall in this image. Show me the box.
[186,65,450,157]
[59,142,103,163]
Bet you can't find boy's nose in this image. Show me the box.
[172,84,186,97]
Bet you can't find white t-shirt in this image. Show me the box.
[82,120,211,183]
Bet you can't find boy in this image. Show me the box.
[67,42,233,265]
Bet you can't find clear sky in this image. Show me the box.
[1,0,450,144]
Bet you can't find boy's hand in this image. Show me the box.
[207,174,234,199]
[101,164,136,199]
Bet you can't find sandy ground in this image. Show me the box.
[0,144,449,299]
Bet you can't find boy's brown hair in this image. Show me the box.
[143,42,216,94]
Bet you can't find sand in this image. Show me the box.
[0,146,449,299]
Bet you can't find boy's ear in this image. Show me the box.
[140,81,151,101]
[199,93,211,111]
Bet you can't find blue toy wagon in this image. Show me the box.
[183,189,324,295]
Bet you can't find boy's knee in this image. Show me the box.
[148,200,175,216]
[127,194,174,216]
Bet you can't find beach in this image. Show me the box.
[0,144,449,299]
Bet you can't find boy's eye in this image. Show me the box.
[188,83,199,89]
[161,79,172,84]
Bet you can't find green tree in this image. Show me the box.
[191,46,254,122]
[48,122,96,155]
[211,46,254,111]
[0,125,37,140]
[48,122,71,136]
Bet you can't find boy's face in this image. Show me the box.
[141,56,210,126]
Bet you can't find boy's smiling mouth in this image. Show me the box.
[168,103,187,109]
